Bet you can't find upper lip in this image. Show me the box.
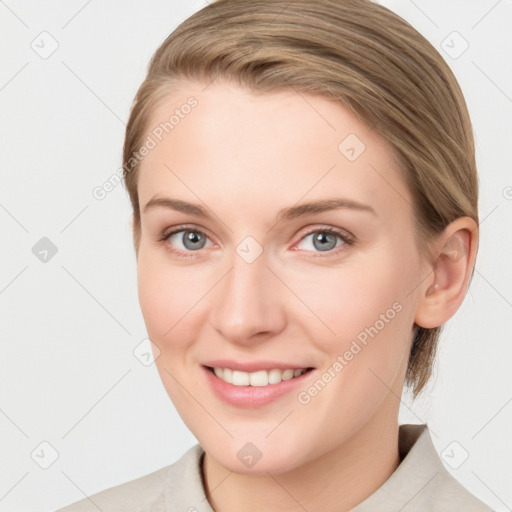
[202,359,314,373]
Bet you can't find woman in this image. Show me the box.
[58,0,493,510]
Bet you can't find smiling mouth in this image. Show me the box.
[206,366,314,387]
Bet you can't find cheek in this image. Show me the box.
[294,256,412,346]
[136,250,210,407]
[136,248,207,348]
[341,265,417,398]
[295,249,417,394]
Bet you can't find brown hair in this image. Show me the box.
[122,0,478,397]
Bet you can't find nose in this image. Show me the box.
[210,249,287,346]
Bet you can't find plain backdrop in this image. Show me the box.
[1,1,511,511]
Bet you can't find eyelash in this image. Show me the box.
[156,224,356,258]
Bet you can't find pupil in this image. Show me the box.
[314,232,336,251]
[184,231,205,250]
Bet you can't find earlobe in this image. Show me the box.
[415,217,478,329]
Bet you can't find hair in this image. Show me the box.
[122,0,478,398]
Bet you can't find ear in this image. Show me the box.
[414,216,479,329]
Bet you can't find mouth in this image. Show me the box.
[205,365,314,387]
[201,360,317,408]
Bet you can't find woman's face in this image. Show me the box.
[135,80,428,473]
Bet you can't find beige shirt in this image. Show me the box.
[56,424,494,511]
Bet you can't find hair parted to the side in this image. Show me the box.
[122,0,478,398]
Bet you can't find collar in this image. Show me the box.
[160,424,492,512]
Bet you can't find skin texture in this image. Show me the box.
[134,80,478,512]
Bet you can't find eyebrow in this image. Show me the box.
[142,196,377,222]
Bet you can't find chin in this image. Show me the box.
[202,435,310,475]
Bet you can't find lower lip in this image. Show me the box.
[202,366,314,408]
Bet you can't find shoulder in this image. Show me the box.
[55,465,170,512]
[403,424,494,511]
[352,424,495,512]
[425,470,495,511]
[55,444,205,512]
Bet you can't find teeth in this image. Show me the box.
[249,370,268,387]
[212,367,308,386]
[268,368,282,384]
[232,370,250,386]
[282,369,294,380]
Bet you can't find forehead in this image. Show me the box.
[138,80,412,222]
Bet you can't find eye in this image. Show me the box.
[157,225,354,258]
[158,227,214,255]
[295,227,354,254]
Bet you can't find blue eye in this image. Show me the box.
[158,226,354,258]
[159,229,213,255]
[296,228,351,253]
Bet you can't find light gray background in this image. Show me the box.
[1,1,511,511]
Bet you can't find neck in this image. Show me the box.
[202,407,401,512]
